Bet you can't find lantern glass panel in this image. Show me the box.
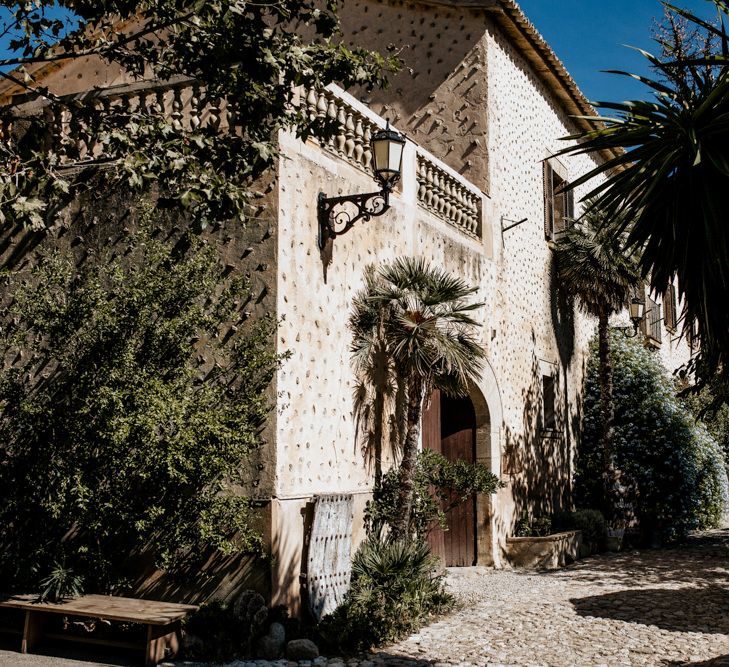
[629,298,645,321]
[372,129,405,188]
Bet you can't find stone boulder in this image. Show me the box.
[255,622,286,660]
[286,638,320,660]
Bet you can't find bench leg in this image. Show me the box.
[22,610,47,654]
[145,621,181,666]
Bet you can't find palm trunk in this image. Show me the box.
[598,311,616,519]
[391,375,424,541]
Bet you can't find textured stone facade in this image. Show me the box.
[0,0,696,614]
[269,0,694,611]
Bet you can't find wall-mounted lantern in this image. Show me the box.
[318,124,405,249]
[618,296,646,338]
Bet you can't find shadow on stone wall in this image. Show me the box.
[497,255,579,533]
[501,335,571,526]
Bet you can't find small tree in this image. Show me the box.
[553,200,640,517]
[0,215,283,592]
[349,257,485,540]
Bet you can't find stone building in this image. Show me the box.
[0,0,693,612]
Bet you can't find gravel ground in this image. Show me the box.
[2,530,729,667]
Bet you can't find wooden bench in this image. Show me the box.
[0,593,198,665]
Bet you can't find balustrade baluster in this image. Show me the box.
[190,84,202,132]
[425,165,435,208]
[316,90,328,120]
[353,116,364,167]
[363,123,372,169]
[171,87,184,131]
[306,88,318,122]
[335,104,347,157]
[208,96,222,132]
[326,95,338,151]
[344,111,355,160]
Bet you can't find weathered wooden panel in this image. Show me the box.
[423,390,445,560]
[306,494,354,621]
[426,393,478,567]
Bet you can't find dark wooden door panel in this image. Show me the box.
[424,392,477,567]
[423,390,445,560]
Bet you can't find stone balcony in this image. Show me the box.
[2,78,488,247]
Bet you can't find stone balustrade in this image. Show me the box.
[302,87,380,175]
[303,85,483,241]
[6,79,484,241]
[9,77,229,166]
[416,153,481,239]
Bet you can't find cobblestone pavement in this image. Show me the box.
[2,530,728,667]
[376,529,729,667]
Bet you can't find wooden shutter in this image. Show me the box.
[543,161,554,239]
[566,188,575,228]
[306,494,354,621]
[663,284,677,331]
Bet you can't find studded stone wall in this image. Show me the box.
[271,11,696,596]
[272,120,493,608]
[482,17,694,553]
[339,0,490,192]
[275,128,491,501]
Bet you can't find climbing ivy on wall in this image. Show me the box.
[0,212,284,593]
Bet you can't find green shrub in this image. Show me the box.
[0,217,283,592]
[318,535,453,652]
[364,449,502,539]
[553,509,607,553]
[513,514,553,537]
[681,381,729,478]
[576,332,729,542]
[37,562,84,602]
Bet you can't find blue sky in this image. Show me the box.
[518,0,722,103]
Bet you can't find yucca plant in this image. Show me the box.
[37,562,84,603]
[349,258,485,540]
[553,200,641,514]
[318,533,452,650]
[558,0,729,389]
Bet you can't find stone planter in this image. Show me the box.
[606,527,624,552]
[505,530,583,569]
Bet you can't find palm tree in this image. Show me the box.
[553,200,640,514]
[558,0,729,392]
[349,257,485,540]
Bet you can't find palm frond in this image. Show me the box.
[556,2,729,366]
[349,257,486,464]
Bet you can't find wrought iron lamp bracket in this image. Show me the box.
[616,324,641,339]
[317,188,391,249]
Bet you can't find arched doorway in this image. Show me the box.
[422,390,480,566]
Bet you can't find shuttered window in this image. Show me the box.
[542,375,556,430]
[663,284,677,332]
[543,159,574,240]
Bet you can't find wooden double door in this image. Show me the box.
[422,390,477,566]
